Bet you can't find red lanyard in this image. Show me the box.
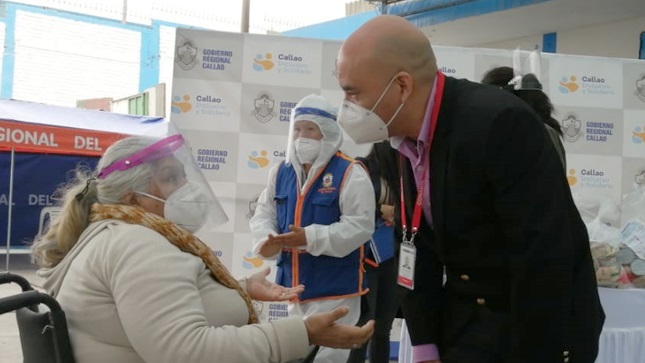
[399,72,445,242]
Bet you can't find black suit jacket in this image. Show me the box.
[398,76,605,363]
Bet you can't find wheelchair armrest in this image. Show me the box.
[0,290,62,315]
[0,272,34,292]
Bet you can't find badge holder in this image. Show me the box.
[398,231,417,290]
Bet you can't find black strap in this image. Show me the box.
[301,345,320,363]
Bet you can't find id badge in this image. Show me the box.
[398,242,416,290]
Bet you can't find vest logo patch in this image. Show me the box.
[318,173,336,194]
[322,173,333,187]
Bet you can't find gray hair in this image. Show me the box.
[31,136,159,268]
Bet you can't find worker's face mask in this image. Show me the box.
[294,137,321,165]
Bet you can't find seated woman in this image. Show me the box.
[31,130,373,363]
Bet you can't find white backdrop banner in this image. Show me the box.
[171,29,645,324]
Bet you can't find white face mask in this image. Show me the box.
[294,137,321,165]
[337,75,405,144]
[136,182,210,233]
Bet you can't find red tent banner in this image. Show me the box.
[0,119,127,156]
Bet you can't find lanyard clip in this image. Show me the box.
[402,228,417,245]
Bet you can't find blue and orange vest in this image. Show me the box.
[274,152,367,302]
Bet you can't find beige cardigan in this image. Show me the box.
[38,220,310,363]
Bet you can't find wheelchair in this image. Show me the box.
[0,272,75,363]
[1,271,321,363]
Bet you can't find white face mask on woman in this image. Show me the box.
[136,182,210,233]
[294,137,322,165]
[337,75,405,144]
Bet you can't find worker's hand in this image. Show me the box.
[257,234,283,257]
[380,204,395,226]
[271,225,307,247]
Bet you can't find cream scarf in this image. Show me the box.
[89,203,259,324]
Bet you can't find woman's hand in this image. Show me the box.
[245,267,304,302]
[304,306,374,349]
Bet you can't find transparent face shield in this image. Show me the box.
[285,107,298,165]
[97,123,228,233]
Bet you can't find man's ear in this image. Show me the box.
[395,71,414,104]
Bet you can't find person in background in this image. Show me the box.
[348,141,403,363]
[31,132,374,363]
[250,94,376,363]
[335,15,604,363]
[481,66,567,170]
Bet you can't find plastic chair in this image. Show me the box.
[37,206,62,237]
[0,272,75,363]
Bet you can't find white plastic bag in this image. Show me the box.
[586,199,623,287]
[621,183,645,228]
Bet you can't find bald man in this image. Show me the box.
[336,15,604,363]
